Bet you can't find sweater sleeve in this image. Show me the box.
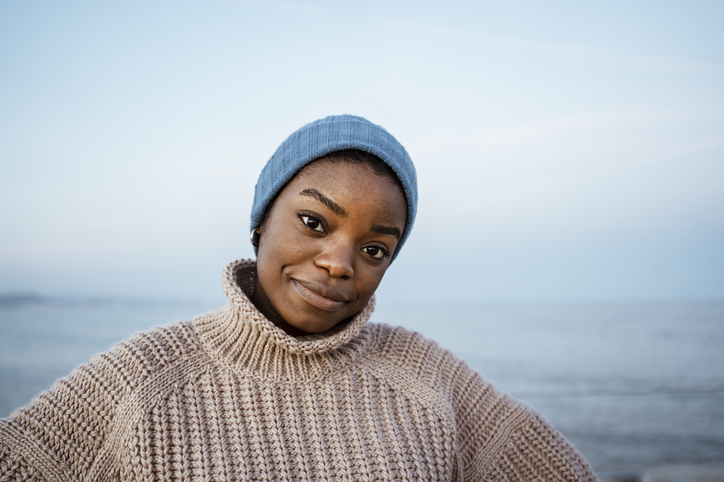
[0,352,124,481]
[0,322,197,482]
[452,363,598,482]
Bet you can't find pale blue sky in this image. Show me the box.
[1,1,722,303]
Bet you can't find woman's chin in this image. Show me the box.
[277,293,356,335]
[283,314,343,335]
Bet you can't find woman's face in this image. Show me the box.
[253,159,407,335]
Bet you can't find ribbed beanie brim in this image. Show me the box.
[250,114,417,262]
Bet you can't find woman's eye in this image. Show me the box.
[363,246,388,259]
[300,215,324,232]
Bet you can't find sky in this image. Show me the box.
[1,0,723,304]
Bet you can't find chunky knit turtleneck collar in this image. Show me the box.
[194,259,376,381]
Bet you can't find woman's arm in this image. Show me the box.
[0,353,124,481]
[0,322,197,482]
[452,364,598,482]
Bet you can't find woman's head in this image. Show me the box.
[250,115,417,257]
[249,115,417,335]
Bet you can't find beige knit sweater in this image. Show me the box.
[0,260,597,481]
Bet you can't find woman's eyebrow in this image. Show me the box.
[370,224,401,240]
[299,189,347,217]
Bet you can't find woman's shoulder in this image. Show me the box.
[8,319,205,418]
[0,318,209,481]
[365,323,597,480]
[368,322,464,366]
[365,322,478,394]
[363,322,522,425]
[104,319,202,371]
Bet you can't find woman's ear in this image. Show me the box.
[250,228,261,247]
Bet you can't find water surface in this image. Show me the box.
[2,300,723,475]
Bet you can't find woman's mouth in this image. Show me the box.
[291,280,348,312]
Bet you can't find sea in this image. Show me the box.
[1,299,723,480]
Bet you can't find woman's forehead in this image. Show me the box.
[292,160,405,202]
[286,161,407,222]
[295,158,400,188]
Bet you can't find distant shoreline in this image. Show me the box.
[0,294,223,309]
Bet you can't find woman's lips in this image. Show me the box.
[291,279,348,312]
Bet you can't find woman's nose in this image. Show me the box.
[315,239,354,279]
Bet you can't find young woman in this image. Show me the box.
[0,115,597,481]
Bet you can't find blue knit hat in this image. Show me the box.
[251,114,417,262]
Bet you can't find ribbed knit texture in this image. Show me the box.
[0,260,597,481]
